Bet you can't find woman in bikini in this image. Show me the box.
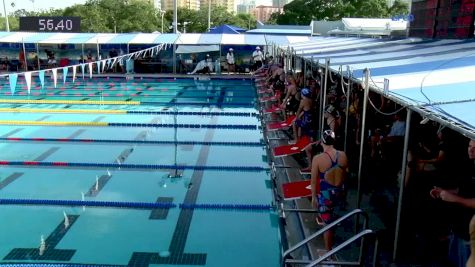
[311,130,348,252]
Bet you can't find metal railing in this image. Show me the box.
[282,209,374,267]
[305,229,378,267]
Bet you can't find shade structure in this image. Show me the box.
[283,37,475,138]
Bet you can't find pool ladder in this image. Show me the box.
[281,209,378,267]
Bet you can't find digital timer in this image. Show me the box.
[19,17,81,32]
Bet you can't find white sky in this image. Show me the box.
[6,0,271,13]
[6,0,87,13]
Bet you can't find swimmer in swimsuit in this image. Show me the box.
[311,129,348,251]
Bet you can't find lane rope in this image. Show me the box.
[0,161,269,172]
[0,199,273,211]
[1,137,263,147]
[0,120,257,130]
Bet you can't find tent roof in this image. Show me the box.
[284,37,475,138]
[209,24,246,34]
[0,32,296,46]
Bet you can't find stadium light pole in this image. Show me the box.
[2,0,9,32]
[159,9,165,33]
[207,0,211,32]
[173,0,177,33]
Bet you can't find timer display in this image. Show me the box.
[19,17,81,32]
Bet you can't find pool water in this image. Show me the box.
[0,77,280,266]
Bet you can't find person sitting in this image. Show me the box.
[311,130,348,252]
[188,55,213,75]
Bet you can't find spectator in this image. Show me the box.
[430,138,475,267]
[226,48,235,74]
[251,46,263,71]
[188,54,213,75]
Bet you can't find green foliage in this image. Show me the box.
[273,0,408,24]
[388,0,410,16]
[4,0,256,33]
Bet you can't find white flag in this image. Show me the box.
[52,68,58,88]
[72,65,77,83]
[24,72,32,94]
[88,62,93,78]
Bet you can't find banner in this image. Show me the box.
[24,72,32,94]
[63,67,68,84]
[9,73,18,95]
[52,68,58,88]
[38,70,45,89]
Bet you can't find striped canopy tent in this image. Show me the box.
[284,37,475,139]
[0,32,318,46]
[282,36,475,261]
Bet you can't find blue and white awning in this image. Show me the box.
[284,37,475,137]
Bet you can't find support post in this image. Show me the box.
[356,68,370,209]
[393,109,412,261]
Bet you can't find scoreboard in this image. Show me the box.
[409,0,475,38]
[19,17,81,33]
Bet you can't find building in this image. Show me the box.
[409,0,475,38]
[200,0,236,13]
[326,18,407,38]
[236,0,255,14]
[161,0,200,11]
[247,21,311,35]
[251,5,281,23]
[271,0,290,8]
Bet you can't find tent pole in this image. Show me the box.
[173,42,176,74]
[81,43,84,64]
[393,108,411,261]
[96,39,100,60]
[319,58,329,138]
[22,38,27,71]
[343,65,351,153]
[36,43,40,71]
[317,59,323,136]
[356,68,370,209]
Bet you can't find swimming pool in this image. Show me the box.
[0,77,281,266]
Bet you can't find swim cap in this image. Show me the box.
[301,88,311,98]
[322,130,335,145]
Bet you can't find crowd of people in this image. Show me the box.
[254,58,475,266]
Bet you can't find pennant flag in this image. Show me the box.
[96,61,101,74]
[81,64,85,79]
[39,70,45,89]
[72,65,77,83]
[24,72,32,94]
[150,48,154,57]
[111,58,117,68]
[63,67,68,84]
[52,68,58,88]
[118,57,124,66]
[9,73,18,95]
[102,60,107,72]
[88,62,93,78]
[106,59,111,70]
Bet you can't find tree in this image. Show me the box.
[272,0,398,25]
[388,0,410,16]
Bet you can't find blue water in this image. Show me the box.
[0,77,280,267]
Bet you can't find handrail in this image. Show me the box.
[305,229,378,267]
[281,209,368,266]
